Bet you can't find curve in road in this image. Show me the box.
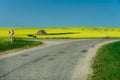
[0,39,116,80]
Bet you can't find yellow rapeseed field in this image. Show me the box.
[0,27,120,39]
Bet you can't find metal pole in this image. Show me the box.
[11,34,13,44]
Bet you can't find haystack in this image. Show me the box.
[36,30,47,35]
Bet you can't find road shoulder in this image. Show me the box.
[70,40,119,80]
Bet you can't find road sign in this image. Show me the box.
[9,30,14,35]
[9,30,14,44]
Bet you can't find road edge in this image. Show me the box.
[70,40,120,80]
[87,40,120,80]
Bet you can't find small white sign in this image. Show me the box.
[9,30,14,35]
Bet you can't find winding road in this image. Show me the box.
[0,39,115,80]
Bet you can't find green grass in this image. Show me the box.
[0,37,42,54]
[91,41,120,80]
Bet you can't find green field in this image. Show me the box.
[0,38,42,54]
[1,27,120,39]
[91,41,120,80]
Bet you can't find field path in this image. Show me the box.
[0,39,118,80]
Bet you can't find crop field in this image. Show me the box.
[0,27,120,39]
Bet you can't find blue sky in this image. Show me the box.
[0,0,120,27]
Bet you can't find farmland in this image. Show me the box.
[0,27,120,39]
[0,27,120,79]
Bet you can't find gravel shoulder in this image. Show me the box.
[71,40,120,80]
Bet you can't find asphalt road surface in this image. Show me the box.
[0,39,115,80]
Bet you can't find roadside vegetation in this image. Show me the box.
[0,37,42,55]
[90,41,120,80]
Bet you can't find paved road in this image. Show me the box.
[0,39,114,80]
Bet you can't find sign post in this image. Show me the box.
[106,31,108,38]
[9,30,14,44]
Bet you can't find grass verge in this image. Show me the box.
[0,38,43,55]
[90,41,120,80]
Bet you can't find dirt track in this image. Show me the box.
[0,39,117,80]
